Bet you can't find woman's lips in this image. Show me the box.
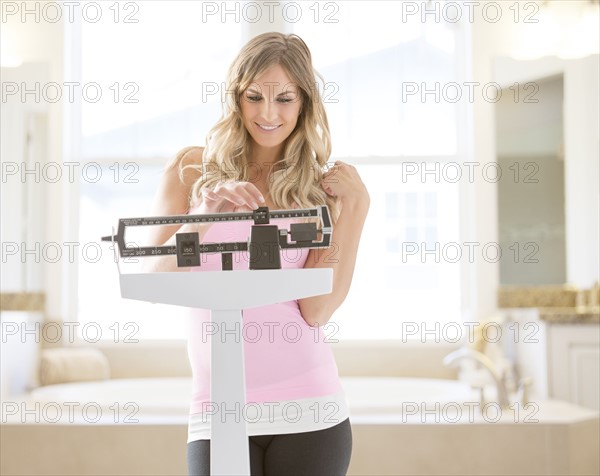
[255,123,282,133]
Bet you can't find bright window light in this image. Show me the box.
[76,2,466,340]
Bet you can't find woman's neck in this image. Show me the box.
[248,142,284,190]
[248,142,283,168]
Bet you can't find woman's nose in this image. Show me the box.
[259,99,278,122]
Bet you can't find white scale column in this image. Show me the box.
[117,268,332,475]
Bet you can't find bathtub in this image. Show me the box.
[2,377,599,476]
[21,375,596,423]
[23,376,480,420]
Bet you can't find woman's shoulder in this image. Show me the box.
[146,148,205,243]
[164,146,204,171]
[163,146,205,190]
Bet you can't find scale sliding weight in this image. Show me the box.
[101,205,334,476]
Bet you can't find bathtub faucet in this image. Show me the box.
[443,347,511,408]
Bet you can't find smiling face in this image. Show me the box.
[240,64,303,156]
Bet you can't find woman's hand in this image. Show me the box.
[194,181,266,214]
[321,160,370,209]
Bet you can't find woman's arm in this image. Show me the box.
[142,156,266,273]
[297,161,370,326]
[141,146,206,273]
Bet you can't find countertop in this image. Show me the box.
[498,285,600,324]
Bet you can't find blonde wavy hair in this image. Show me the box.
[176,31,340,226]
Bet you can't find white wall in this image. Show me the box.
[469,0,599,320]
[563,55,600,288]
[0,3,65,396]
[1,4,65,319]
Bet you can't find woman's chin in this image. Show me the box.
[251,136,286,148]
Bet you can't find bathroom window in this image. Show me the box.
[79,2,243,158]
[77,165,193,340]
[73,2,469,341]
[291,3,468,340]
[73,2,244,340]
[291,1,460,157]
[333,163,462,340]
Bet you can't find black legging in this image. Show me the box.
[187,417,353,476]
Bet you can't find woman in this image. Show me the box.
[146,32,369,476]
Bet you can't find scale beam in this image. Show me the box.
[101,205,332,269]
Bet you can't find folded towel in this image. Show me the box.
[39,347,110,386]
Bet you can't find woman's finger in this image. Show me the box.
[227,182,262,207]
[202,188,219,200]
[206,182,263,208]
[237,188,261,208]
[219,186,253,207]
[213,184,243,205]
[236,183,264,205]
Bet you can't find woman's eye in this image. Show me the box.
[245,96,292,103]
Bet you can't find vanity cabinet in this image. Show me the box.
[506,308,599,411]
[546,321,600,411]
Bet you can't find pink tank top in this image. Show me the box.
[186,213,344,415]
